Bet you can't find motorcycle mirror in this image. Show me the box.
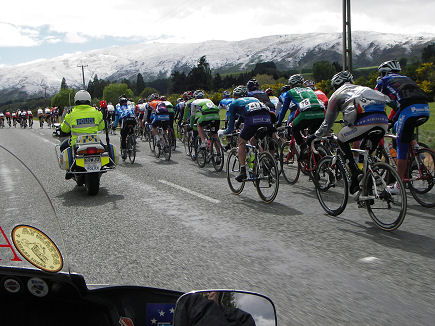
[173,290,277,326]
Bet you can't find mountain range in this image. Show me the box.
[0,31,434,104]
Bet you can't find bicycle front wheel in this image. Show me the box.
[280,141,300,184]
[255,152,279,204]
[364,162,407,231]
[162,132,171,161]
[127,135,136,164]
[226,149,245,194]
[315,156,349,216]
[408,148,435,208]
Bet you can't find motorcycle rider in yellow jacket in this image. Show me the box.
[60,90,105,152]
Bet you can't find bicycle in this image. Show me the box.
[0,118,4,128]
[226,127,280,204]
[196,128,224,172]
[167,126,177,151]
[375,133,435,208]
[39,115,44,128]
[121,124,136,164]
[314,130,407,231]
[28,117,33,129]
[149,126,171,161]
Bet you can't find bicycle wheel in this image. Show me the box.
[184,133,191,156]
[149,133,155,153]
[408,148,435,208]
[169,128,176,151]
[197,147,207,168]
[127,135,136,164]
[190,136,200,161]
[309,144,328,182]
[280,141,300,184]
[255,152,279,203]
[211,138,224,172]
[162,132,171,161]
[315,156,349,216]
[226,149,245,194]
[364,162,407,231]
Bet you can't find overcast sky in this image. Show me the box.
[1,0,434,66]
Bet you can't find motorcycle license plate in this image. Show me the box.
[84,156,101,172]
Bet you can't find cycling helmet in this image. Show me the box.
[119,95,128,105]
[182,91,193,100]
[222,90,231,98]
[288,74,304,87]
[159,96,167,101]
[233,85,248,97]
[280,85,291,94]
[265,88,273,96]
[147,93,159,102]
[176,98,182,103]
[100,100,107,108]
[193,90,205,99]
[331,71,354,89]
[74,90,91,105]
[378,60,401,76]
[246,79,259,91]
[303,79,315,90]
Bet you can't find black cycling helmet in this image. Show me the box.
[147,93,159,102]
[246,79,259,91]
[280,85,291,94]
[118,94,128,105]
[331,71,354,89]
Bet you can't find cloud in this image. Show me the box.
[64,32,88,44]
[0,23,40,47]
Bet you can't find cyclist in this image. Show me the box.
[375,60,430,193]
[19,110,27,127]
[107,103,115,128]
[137,99,147,131]
[146,93,171,148]
[246,79,275,112]
[277,74,325,159]
[27,110,33,128]
[182,90,196,134]
[190,90,221,153]
[37,108,44,127]
[303,79,329,109]
[44,107,51,127]
[218,85,272,182]
[113,95,137,160]
[5,111,11,127]
[310,71,390,194]
[0,112,4,128]
[11,111,17,127]
[218,90,234,128]
[266,88,279,109]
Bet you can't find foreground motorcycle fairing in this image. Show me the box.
[0,145,277,326]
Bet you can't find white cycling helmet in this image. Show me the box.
[288,74,304,87]
[74,90,91,104]
[193,90,205,99]
[378,60,401,76]
[233,85,248,97]
[331,71,354,89]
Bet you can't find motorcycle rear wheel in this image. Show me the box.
[85,173,100,195]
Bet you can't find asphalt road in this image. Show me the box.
[1,125,434,326]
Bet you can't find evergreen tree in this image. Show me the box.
[60,77,68,90]
[136,73,145,95]
[186,56,213,91]
[312,61,336,82]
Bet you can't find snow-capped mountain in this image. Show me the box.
[0,31,433,103]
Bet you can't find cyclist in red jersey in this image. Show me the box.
[303,79,329,109]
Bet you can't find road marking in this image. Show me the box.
[158,179,221,204]
[358,256,380,263]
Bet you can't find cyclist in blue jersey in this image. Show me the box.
[218,90,234,129]
[275,85,291,114]
[112,95,137,160]
[218,85,272,182]
[375,60,430,193]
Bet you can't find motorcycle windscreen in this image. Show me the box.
[0,145,68,274]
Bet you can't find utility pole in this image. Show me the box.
[77,63,88,89]
[342,0,352,72]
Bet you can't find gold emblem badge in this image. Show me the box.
[11,225,63,273]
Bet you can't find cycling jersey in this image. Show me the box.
[37,109,43,116]
[218,98,234,121]
[247,90,275,112]
[182,98,196,124]
[314,90,329,109]
[114,104,136,128]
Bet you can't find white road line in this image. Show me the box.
[358,256,380,263]
[158,179,221,204]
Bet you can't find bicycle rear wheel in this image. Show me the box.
[190,136,199,161]
[226,149,245,194]
[211,138,224,172]
[280,141,300,184]
[315,156,349,216]
[364,162,407,231]
[127,135,136,164]
[149,133,155,153]
[255,152,279,203]
[197,147,207,168]
[408,148,435,207]
[309,144,328,182]
[162,132,171,160]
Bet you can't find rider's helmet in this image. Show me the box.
[246,79,259,91]
[331,71,354,90]
[147,93,159,102]
[176,98,182,103]
[288,74,304,87]
[137,98,144,104]
[303,79,316,90]
[182,91,193,100]
[232,85,248,97]
[193,90,205,99]
[159,95,167,101]
[74,90,91,105]
[222,90,231,98]
[265,88,273,96]
[378,60,401,77]
[100,100,107,108]
[119,95,128,105]
[280,85,291,94]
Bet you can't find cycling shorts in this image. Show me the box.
[395,104,429,159]
[240,112,272,141]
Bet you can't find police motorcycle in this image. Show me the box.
[52,92,117,195]
[0,145,278,326]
